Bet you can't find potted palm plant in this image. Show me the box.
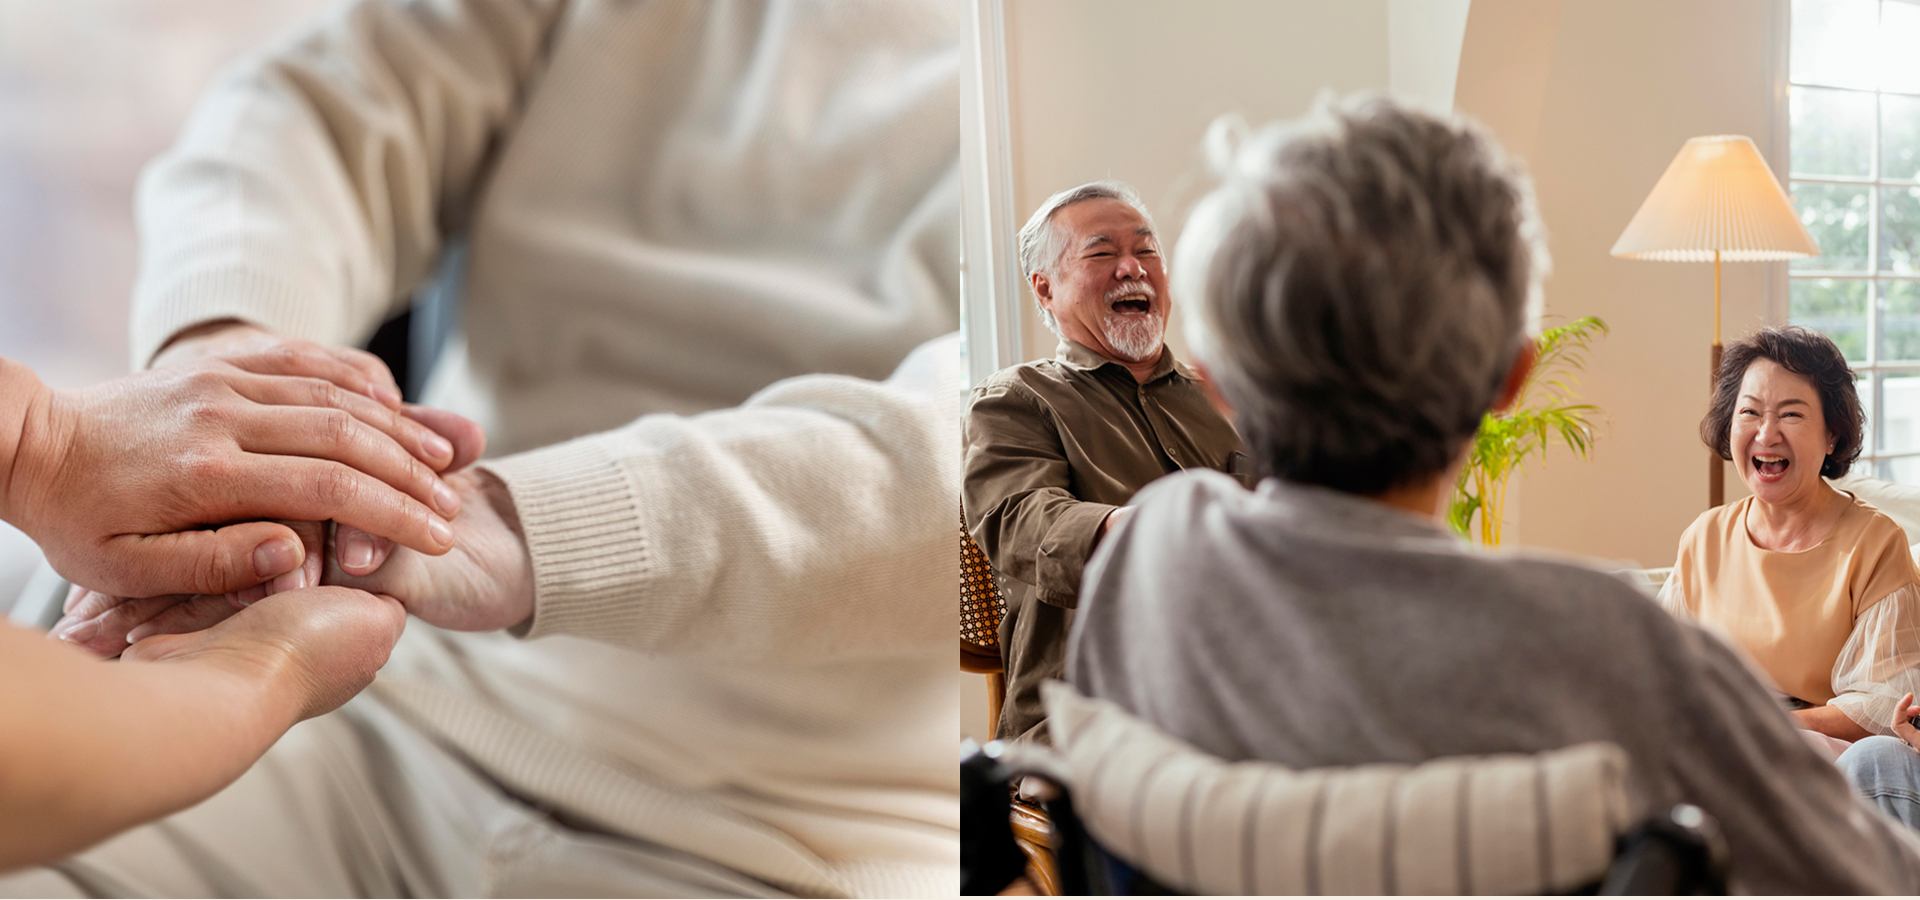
[1448,316,1609,545]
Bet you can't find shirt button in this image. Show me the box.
[1168,448,1181,461]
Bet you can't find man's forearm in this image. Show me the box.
[0,625,294,871]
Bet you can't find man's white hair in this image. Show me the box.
[1017,180,1159,335]
[1174,93,1550,494]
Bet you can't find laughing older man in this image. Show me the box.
[963,181,1247,743]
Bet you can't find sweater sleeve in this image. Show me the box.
[1669,622,1920,892]
[130,0,566,367]
[476,333,960,662]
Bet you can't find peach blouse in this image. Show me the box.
[1660,493,1920,735]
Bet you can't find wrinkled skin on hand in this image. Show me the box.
[56,468,533,656]
[326,468,535,633]
[123,585,408,723]
[8,351,472,601]
[54,323,520,653]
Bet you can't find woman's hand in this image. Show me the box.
[1,352,467,600]
[52,520,326,657]
[122,586,407,723]
[50,403,486,656]
[1892,692,1920,753]
[0,586,406,871]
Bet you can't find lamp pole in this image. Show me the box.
[1710,249,1723,508]
[1608,134,1820,511]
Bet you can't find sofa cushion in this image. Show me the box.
[1832,473,1920,547]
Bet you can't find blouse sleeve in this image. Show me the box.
[1829,582,1920,735]
[1656,568,1690,619]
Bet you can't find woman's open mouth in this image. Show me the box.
[1753,454,1790,481]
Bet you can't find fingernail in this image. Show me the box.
[50,614,79,640]
[127,624,155,644]
[373,382,402,406]
[342,531,375,571]
[428,516,454,548]
[425,433,453,462]
[268,567,307,594]
[433,480,461,517]
[235,583,268,607]
[253,538,301,579]
[57,618,98,645]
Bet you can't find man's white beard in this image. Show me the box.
[1104,313,1165,362]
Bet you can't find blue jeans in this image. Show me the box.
[1838,735,1920,829]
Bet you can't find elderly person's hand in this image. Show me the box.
[0,346,468,601]
[325,468,534,633]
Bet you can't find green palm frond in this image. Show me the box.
[1448,317,1609,544]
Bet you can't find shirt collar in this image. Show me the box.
[1055,338,1187,384]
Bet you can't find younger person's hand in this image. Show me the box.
[1,354,464,600]
[52,520,327,658]
[1893,692,1920,753]
[50,406,486,655]
[121,585,407,724]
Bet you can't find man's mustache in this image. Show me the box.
[1105,280,1157,304]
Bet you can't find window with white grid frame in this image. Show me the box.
[1786,0,1920,483]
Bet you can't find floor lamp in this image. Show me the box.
[1611,135,1820,508]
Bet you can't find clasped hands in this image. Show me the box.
[41,323,534,676]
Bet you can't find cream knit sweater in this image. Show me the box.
[129,1,960,896]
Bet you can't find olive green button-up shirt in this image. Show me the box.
[963,338,1248,741]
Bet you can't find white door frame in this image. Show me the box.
[960,0,1025,387]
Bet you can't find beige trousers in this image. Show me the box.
[0,695,788,898]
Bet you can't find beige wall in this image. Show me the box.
[1002,0,1393,362]
[1465,0,1781,566]
[966,0,1399,743]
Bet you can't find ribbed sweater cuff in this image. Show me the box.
[479,435,648,643]
[131,266,344,369]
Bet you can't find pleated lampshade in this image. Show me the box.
[1610,135,1820,262]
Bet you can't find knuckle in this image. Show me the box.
[404,456,433,493]
[306,378,347,409]
[184,367,229,397]
[196,548,230,594]
[316,465,364,510]
[185,397,235,429]
[318,408,356,450]
[181,450,231,483]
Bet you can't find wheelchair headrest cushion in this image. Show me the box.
[1042,681,1634,895]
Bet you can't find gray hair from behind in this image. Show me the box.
[1174,93,1549,495]
[1017,180,1159,335]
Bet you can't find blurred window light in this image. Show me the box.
[1788,0,1920,483]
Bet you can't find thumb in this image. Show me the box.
[97,522,305,598]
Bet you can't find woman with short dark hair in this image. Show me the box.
[1664,327,1917,738]
[1662,325,1920,822]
